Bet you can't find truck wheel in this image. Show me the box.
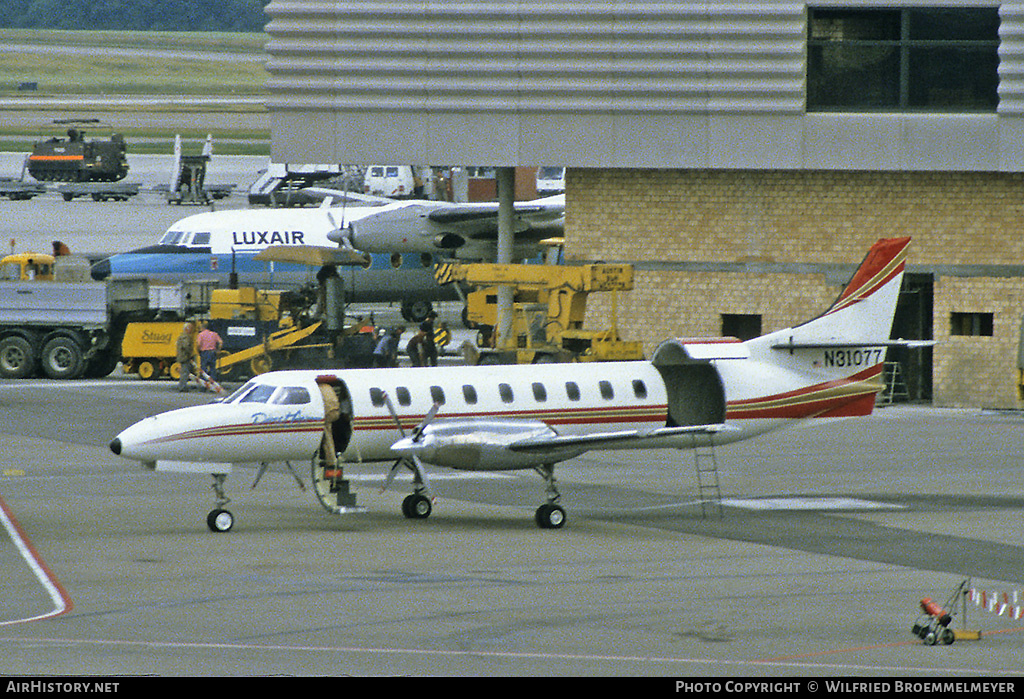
[40,336,84,380]
[401,300,433,323]
[84,351,119,378]
[0,336,36,379]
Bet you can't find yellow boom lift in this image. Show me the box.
[435,261,644,364]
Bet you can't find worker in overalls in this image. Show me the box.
[317,375,342,469]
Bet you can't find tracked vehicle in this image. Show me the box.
[27,119,129,183]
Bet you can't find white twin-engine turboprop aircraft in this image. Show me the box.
[111,237,917,532]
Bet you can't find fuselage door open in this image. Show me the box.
[651,338,743,427]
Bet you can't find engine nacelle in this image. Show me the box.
[433,233,466,249]
[391,418,564,470]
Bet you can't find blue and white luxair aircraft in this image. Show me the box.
[111,238,924,532]
[89,192,566,320]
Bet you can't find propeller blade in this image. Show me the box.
[382,391,406,437]
[326,209,357,250]
[381,458,404,493]
[411,401,441,442]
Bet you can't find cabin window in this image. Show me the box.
[632,379,647,399]
[429,386,445,405]
[532,382,547,402]
[462,385,478,404]
[396,386,411,406]
[369,387,385,407]
[498,383,514,403]
[272,387,311,405]
[565,381,580,401]
[599,380,614,400]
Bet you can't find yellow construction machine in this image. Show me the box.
[122,285,375,380]
[435,261,644,364]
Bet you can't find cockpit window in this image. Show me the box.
[239,384,277,404]
[159,230,185,245]
[224,379,258,403]
[272,387,311,405]
[191,232,211,246]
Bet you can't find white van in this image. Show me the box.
[535,166,565,196]
[364,165,417,198]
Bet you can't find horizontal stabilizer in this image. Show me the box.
[772,339,935,351]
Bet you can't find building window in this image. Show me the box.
[950,312,993,336]
[807,7,999,112]
[721,314,762,341]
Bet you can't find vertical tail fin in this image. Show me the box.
[770,236,910,348]
[736,237,911,419]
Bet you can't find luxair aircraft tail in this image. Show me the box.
[720,236,911,423]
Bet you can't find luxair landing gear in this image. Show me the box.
[534,464,566,529]
[207,474,234,532]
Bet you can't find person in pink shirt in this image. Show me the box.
[195,321,223,383]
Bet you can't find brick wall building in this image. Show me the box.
[567,169,1024,409]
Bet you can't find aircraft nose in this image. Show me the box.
[91,258,110,280]
[109,437,121,455]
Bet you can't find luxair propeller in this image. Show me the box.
[324,201,357,251]
[381,392,440,519]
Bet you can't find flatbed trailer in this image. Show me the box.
[0,178,46,200]
[57,181,141,202]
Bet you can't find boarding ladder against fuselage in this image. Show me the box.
[692,434,723,518]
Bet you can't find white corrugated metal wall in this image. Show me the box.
[264,0,1024,170]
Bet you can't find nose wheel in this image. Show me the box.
[207,508,235,532]
[206,474,234,532]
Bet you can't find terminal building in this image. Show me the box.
[264,0,1024,409]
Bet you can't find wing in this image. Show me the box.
[508,423,736,454]
[299,186,394,207]
[391,417,734,470]
[425,195,565,241]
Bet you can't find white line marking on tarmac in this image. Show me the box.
[0,494,72,626]
[0,635,1017,676]
[721,496,903,511]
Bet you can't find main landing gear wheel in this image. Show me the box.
[207,508,235,532]
[535,503,566,529]
[402,493,432,519]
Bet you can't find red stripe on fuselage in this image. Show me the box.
[725,365,883,420]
